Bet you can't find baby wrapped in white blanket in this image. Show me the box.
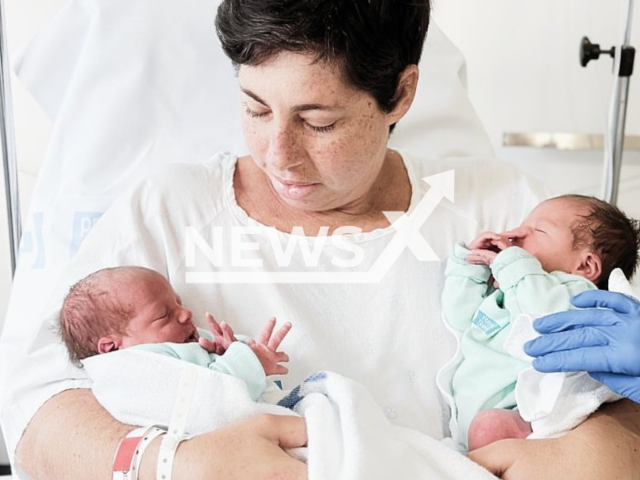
[62,265,497,480]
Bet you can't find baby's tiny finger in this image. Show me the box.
[258,317,277,345]
[276,352,290,363]
[220,322,237,339]
[206,312,223,334]
[269,322,292,350]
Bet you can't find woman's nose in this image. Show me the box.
[266,125,304,171]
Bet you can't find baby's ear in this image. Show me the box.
[97,335,120,354]
[575,251,602,284]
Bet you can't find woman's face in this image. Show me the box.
[238,52,399,213]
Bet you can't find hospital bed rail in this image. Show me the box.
[0,0,19,277]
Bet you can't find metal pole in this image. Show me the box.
[604,76,631,203]
[602,0,635,204]
[0,0,20,276]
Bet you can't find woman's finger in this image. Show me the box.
[571,290,640,314]
[525,327,609,357]
[531,346,616,373]
[533,309,619,333]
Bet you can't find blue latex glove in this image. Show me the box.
[524,290,640,403]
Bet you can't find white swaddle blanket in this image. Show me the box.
[83,350,497,480]
[502,268,634,438]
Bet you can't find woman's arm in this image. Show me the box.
[17,389,308,480]
[468,399,640,479]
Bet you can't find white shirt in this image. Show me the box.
[0,151,547,462]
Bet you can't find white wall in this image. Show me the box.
[432,0,640,220]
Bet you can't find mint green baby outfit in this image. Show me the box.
[133,329,266,401]
[442,243,596,449]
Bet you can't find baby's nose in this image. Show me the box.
[508,227,533,246]
[177,307,193,324]
[509,236,524,247]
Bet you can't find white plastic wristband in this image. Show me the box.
[113,425,166,480]
[156,365,199,480]
[156,433,192,480]
[131,426,167,480]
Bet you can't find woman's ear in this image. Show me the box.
[575,251,602,284]
[386,64,419,126]
[97,335,121,354]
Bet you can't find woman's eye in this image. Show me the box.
[244,106,268,119]
[306,122,336,133]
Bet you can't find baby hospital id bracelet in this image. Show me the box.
[156,433,193,480]
[112,425,167,480]
[156,365,199,480]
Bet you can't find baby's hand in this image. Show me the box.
[467,231,502,252]
[250,317,291,376]
[467,249,498,266]
[466,231,513,265]
[199,312,238,355]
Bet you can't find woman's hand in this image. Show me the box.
[140,414,308,480]
[468,400,640,480]
[17,389,308,480]
[525,290,640,402]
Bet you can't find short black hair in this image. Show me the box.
[560,194,640,289]
[215,0,431,119]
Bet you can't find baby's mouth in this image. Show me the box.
[186,329,199,343]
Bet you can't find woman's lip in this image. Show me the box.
[271,176,319,200]
[273,175,315,187]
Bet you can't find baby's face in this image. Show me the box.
[508,198,590,275]
[118,272,199,348]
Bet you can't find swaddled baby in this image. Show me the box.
[59,265,291,402]
[441,194,640,451]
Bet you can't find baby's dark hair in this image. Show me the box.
[58,266,150,364]
[559,194,640,289]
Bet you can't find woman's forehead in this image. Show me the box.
[238,52,361,102]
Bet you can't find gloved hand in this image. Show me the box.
[524,289,640,403]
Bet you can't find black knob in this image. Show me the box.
[580,36,615,67]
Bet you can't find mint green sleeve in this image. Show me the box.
[132,340,267,401]
[491,247,597,317]
[206,342,267,401]
[442,242,494,332]
[132,342,187,359]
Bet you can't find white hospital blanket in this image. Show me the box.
[501,268,633,439]
[83,351,497,480]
